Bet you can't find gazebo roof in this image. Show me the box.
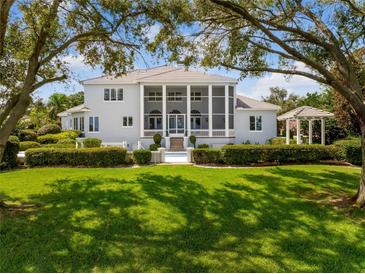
[277,106,334,121]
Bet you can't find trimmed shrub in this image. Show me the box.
[192,149,222,164]
[18,129,37,141]
[0,140,19,170]
[37,130,80,144]
[197,144,209,149]
[37,124,61,136]
[268,137,296,145]
[149,144,160,151]
[334,138,361,165]
[189,135,197,148]
[83,138,102,148]
[43,143,75,149]
[25,147,127,167]
[153,133,162,146]
[133,149,151,164]
[57,138,76,145]
[19,141,41,151]
[222,144,339,165]
[8,135,20,143]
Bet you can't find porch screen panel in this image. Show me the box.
[212,86,225,129]
[144,86,163,130]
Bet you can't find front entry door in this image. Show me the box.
[168,114,185,136]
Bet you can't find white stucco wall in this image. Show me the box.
[234,109,277,144]
[83,84,141,148]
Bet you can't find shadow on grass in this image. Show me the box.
[1,169,365,272]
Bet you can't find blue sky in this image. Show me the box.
[36,53,322,102]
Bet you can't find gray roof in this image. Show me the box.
[277,106,334,120]
[82,65,237,84]
[236,95,280,111]
[57,104,91,117]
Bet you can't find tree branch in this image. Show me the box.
[31,75,67,91]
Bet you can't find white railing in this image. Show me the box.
[191,129,209,137]
[212,130,225,137]
[144,129,163,136]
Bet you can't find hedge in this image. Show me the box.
[37,130,80,144]
[42,143,75,149]
[268,137,297,145]
[25,147,127,167]
[221,144,340,165]
[83,138,102,148]
[0,140,19,170]
[192,149,222,164]
[19,141,41,151]
[18,129,37,141]
[334,138,361,165]
[8,135,20,143]
[149,144,160,151]
[37,124,61,136]
[133,149,151,164]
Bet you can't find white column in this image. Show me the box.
[296,119,301,144]
[187,85,191,136]
[225,85,229,137]
[208,84,213,137]
[140,85,144,137]
[308,119,313,144]
[162,85,167,137]
[286,119,290,145]
[321,118,325,145]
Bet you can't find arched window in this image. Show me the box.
[170,109,181,114]
[191,110,201,129]
[148,110,162,129]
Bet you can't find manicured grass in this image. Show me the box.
[0,165,364,272]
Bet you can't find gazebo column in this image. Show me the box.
[286,119,290,145]
[308,119,313,144]
[296,119,301,144]
[321,118,325,145]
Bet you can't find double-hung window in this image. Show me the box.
[148,91,162,102]
[104,88,123,101]
[73,117,79,130]
[122,116,133,127]
[89,116,99,132]
[191,91,201,101]
[80,117,84,131]
[249,116,262,131]
[168,92,182,101]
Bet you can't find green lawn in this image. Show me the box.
[0,165,364,272]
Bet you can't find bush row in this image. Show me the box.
[37,130,80,144]
[193,144,341,165]
[25,147,128,167]
[334,138,361,165]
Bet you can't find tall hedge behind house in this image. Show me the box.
[25,147,127,167]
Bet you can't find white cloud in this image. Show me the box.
[62,55,86,70]
[238,62,322,99]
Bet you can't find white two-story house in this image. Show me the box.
[58,65,279,150]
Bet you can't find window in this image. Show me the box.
[89,116,99,132]
[73,117,79,130]
[168,92,182,101]
[80,117,84,131]
[111,89,116,101]
[148,91,162,102]
[191,116,201,129]
[123,116,133,127]
[191,91,201,101]
[104,88,123,101]
[118,89,123,100]
[104,89,110,100]
[249,116,262,131]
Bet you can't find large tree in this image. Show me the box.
[156,0,365,206]
[0,0,181,162]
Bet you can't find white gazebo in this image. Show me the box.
[277,106,334,145]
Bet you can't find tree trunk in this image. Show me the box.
[354,121,365,207]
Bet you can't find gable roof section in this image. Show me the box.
[277,106,334,120]
[57,104,91,117]
[236,95,280,111]
[82,65,237,84]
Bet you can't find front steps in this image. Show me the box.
[169,137,184,151]
[165,151,188,163]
